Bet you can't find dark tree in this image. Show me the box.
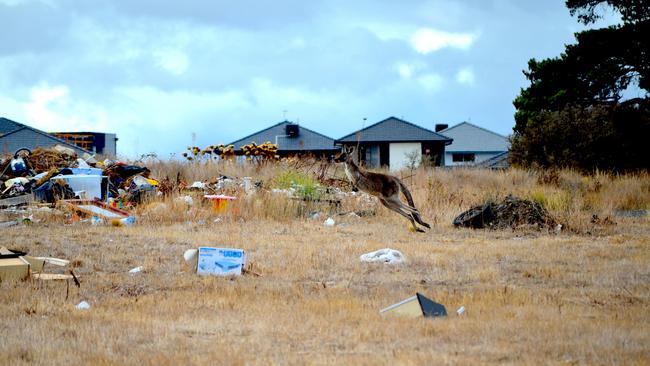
[566,0,650,24]
[511,1,649,171]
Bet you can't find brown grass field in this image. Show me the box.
[1,163,649,365]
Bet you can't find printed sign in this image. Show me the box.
[197,247,246,276]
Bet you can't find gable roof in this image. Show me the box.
[440,121,509,152]
[475,151,510,169]
[336,116,452,144]
[0,117,23,135]
[228,121,338,152]
[0,117,91,155]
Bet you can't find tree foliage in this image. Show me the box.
[566,0,650,24]
[511,1,649,171]
[510,100,650,171]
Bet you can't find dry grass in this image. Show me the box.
[1,164,649,365]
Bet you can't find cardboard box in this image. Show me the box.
[0,256,30,281]
[197,247,245,276]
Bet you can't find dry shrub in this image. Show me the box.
[135,195,214,225]
[228,191,304,221]
[599,172,650,211]
[109,158,649,231]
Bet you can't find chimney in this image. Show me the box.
[285,123,299,137]
[435,124,448,132]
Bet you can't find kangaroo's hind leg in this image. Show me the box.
[391,197,431,229]
[379,197,425,232]
[386,196,430,231]
[412,210,431,229]
[396,180,431,228]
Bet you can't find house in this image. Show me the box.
[439,122,509,167]
[228,121,339,158]
[0,117,90,156]
[51,132,118,157]
[335,117,452,170]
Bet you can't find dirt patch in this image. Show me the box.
[453,195,557,230]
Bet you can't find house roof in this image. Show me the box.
[336,116,452,144]
[0,117,23,135]
[440,121,509,152]
[475,151,510,169]
[228,121,338,152]
[0,117,91,155]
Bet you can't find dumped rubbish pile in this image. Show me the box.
[26,146,79,172]
[453,195,557,230]
[183,175,257,196]
[0,145,157,224]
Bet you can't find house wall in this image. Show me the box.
[0,128,87,156]
[99,133,117,156]
[445,151,503,167]
[389,142,421,171]
[441,123,509,167]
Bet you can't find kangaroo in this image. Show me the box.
[334,146,431,232]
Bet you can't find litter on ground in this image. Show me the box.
[129,266,144,274]
[197,247,246,276]
[360,248,406,264]
[380,293,448,318]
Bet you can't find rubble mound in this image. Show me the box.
[27,147,77,172]
[453,195,556,230]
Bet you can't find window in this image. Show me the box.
[452,153,475,163]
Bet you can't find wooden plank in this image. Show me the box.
[32,273,74,280]
[0,194,33,208]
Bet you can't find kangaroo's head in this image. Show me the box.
[334,145,355,163]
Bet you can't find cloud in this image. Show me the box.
[455,67,475,85]
[25,84,71,129]
[417,73,444,91]
[395,61,425,79]
[0,0,31,5]
[397,63,414,78]
[154,49,190,75]
[0,0,599,157]
[410,28,477,54]
[23,83,112,133]
[359,21,477,54]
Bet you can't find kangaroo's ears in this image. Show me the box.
[346,145,354,154]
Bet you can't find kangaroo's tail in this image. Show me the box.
[397,179,416,209]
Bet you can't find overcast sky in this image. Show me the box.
[0,0,620,158]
